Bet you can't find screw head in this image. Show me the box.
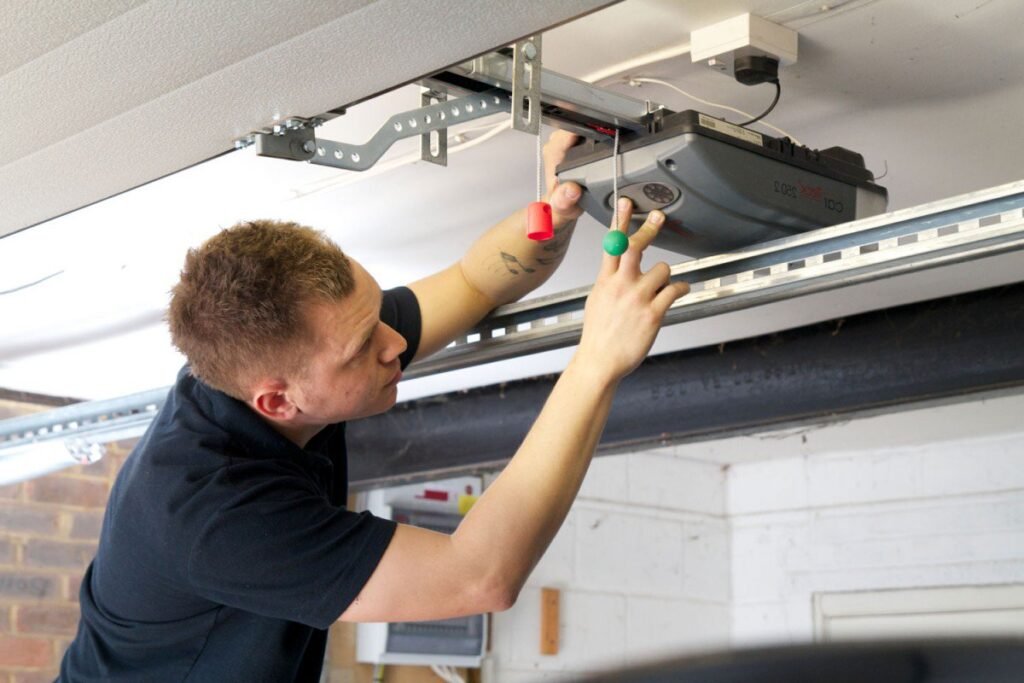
[302,140,316,154]
[522,43,538,60]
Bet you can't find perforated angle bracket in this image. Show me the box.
[250,89,512,172]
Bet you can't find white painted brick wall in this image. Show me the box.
[490,451,731,681]
[485,392,1024,680]
[728,393,1024,646]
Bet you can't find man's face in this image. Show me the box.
[290,261,407,426]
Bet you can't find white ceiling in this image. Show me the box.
[1,0,1023,402]
[0,0,612,238]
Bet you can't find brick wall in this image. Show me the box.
[0,398,132,682]
[0,398,461,683]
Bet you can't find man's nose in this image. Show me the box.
[379,324,407,363]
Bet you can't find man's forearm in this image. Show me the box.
[459,193,580,307]
[449,357,616,599]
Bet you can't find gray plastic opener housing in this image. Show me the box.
[556,111,888,257]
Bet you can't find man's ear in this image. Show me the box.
[250,380,299,421]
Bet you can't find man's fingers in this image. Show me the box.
[628,211,665,252]
[544,130,580,193]
[618,209,666,271]
[600,197,634,277]
[638,261,672,297]
[652,281,691,316]
[546,182,583,224]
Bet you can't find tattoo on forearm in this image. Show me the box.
[538,225,573,260]
[500,251,536,275]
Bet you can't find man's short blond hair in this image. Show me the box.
[168,220,354,399]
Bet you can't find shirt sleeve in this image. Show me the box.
[187,459,396,629]
[380,286,421,370]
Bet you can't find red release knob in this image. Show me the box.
[526,201,554,241]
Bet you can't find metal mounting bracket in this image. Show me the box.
[420,88,448,166]
[511,35,543,135]
[250,89,511,172]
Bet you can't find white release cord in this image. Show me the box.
[611,128,620,228]
[537,124,544,201]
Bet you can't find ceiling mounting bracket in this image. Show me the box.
[420,88,448,166]
[511,35,543,135]
[249,89,512,171]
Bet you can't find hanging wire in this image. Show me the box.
[628,77,802,145]
[611,128,620,228]
[738,80,781,127]
[537,126,544,201]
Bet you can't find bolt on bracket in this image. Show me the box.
[512,35,542,135]
[420,89,448,167]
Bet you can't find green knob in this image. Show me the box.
[603,230,629,256]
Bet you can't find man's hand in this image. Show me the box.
[410,130,586,361]
[576,198,690,384]
[542,130,584,227]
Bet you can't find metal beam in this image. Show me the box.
[346,282,1024,489]
[3,180,1024,473]
[406,180,1024,378]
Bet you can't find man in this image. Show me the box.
[59,131,689,681]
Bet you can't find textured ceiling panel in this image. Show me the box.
[0,0,377,167]
[0,0,612,237]
[0,0,148,73]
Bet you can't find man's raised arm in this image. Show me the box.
[408,131,584,361]
[341,199,690,623]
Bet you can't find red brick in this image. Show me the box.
[23,540,96,570]
[12,669,60,683]
[69,511,104,540]
[13,674,56,683]
[0,572,58,601]
[15,605,80,636]
[64,574,84,603]
[0,606,10,632]
[0,506,60,535]
[26,477,108,508]
[0,483,21,500]
[0,634,52,668]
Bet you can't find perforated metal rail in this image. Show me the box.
[2,180,1023,458]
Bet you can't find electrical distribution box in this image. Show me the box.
[356,476,487,668]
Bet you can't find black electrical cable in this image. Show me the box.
[738,79,781,128]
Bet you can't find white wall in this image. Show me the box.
[486,391,1024,681]
[727,397,1024,645]
[489,451,731,681]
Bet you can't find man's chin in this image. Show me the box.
[352,392,398,421]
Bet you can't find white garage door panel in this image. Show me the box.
[816,584,1024,641]
[826,610,1024,640]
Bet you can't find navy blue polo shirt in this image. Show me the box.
[60,288,421,682]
